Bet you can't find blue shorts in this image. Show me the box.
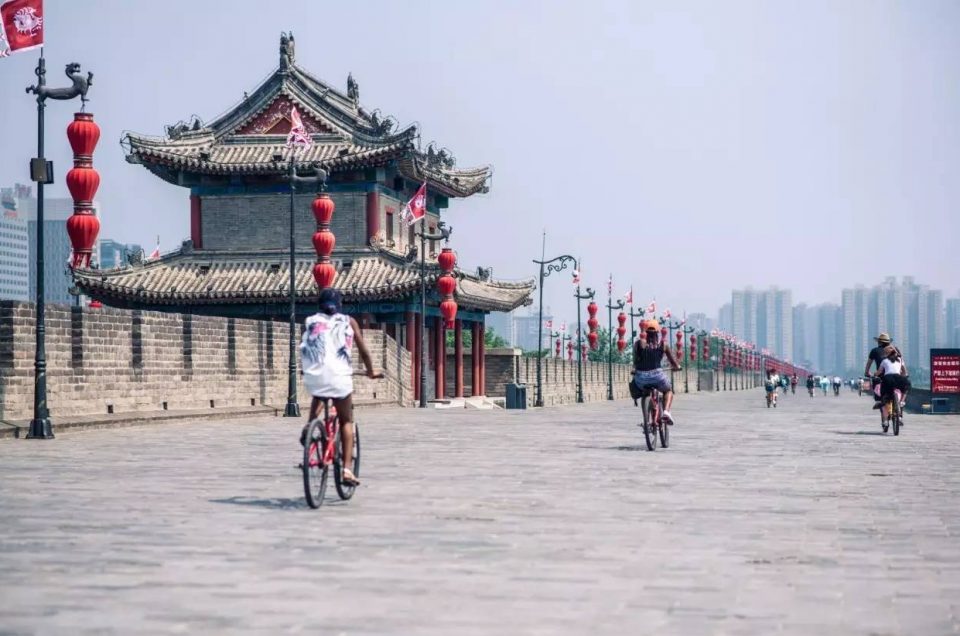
[633,369,672,393]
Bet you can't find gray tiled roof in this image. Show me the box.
[74,249,533,313]
[124,58,491,198]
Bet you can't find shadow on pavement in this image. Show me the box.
[210,496,309,510]
[832,431,887,436]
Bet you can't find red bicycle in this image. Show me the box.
[638,387,669,451]
[302,398,360,508]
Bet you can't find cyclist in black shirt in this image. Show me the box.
[864,332,902,409]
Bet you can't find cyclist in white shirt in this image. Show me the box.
[300,289,382,485]
[876,345,911,422]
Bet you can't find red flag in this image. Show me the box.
[571,269,580,285]
[647,300,656,314]
[148,236,160,260]
[623,287,633,304]
[285,106,312,150]
[0,0,43,57]
[401,182,427,226]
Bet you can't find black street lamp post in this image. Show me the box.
[714,336,721,392]
[533,254,577,407]
[606,298,625,401]
[627,306,645,345]
[417,222,452,408]
[681,324,695,393]
[695,329,707,392]
[24,54,93,440]
[573,285,594,403]
[282,159,327,418]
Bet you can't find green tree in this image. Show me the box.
[445,326,509,350]
[586,327,632,364]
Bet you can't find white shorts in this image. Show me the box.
[303,373,353,399]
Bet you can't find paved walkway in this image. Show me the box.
[1,388,958,635]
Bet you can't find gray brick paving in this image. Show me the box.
[1,389,959,635]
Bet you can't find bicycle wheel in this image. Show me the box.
[302,419,329,509]
[334,421,361,500]
[658,396,669,449]
[892,399,900,436]
[641,396,656,451]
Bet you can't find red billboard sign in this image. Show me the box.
[931,349,960,394]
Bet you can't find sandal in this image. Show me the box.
[341,468,361,486]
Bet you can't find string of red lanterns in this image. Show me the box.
[616,311,627,352]
[587,301,599,350]
[437,247,458,328]
[311,193,336,289]
[65,113,101,269]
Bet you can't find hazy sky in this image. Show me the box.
[2,0,957,323]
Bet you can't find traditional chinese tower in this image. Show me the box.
[74,33,534,401]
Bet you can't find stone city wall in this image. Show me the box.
[447,349,633,405]
[0,301,413,421]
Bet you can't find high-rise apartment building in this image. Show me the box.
[947,297,960,347]
[717,303,732,333]
[841,286,870,372]
[730,287,793,359]
[0,186,30,301]
[98,239,143,270]
[792,303,818,368]
[513,308,554,353]
[816,303,842,374]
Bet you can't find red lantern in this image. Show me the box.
[617,312,626,328]
[567,341,574,361]
[587,317,599,331]
[438,247,457,272]
[66,167,100,204]
[436,275,456,296]
[587,331,599,350]
[312,262,336,289]
[88,300,102,309]
[616,325,626,338]
[616,338,626,352]
[311,194,335,225]
[312,230,335,257]
[67,112,100,158]
[67,214,100,268]
[660,327,668,342]
[587,301,598,318]
[440,299,458,328]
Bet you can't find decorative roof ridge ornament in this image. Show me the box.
[279,32,295,72]
[425,142,456,169]
[347,72,359,104]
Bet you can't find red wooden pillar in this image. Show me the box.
[405,312,416,401]
[454,319,464,398]
[478,320,486,396]
[365,191,380,244]
[413,313,422,402]
[435,317,445,399]
[190,195,203,248]
[471,322,480,396]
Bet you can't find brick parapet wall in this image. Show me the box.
[0,301,412,421]
[446,348,633,405]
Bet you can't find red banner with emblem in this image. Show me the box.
[0,0,43,57]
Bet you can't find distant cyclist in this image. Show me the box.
[790,373,798,394]
[632,320,682,424]
[864,332,902,410]
[819,375,830,396]
[806,374,815,396]
[832,375,842,396]
[875,345,911,423]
